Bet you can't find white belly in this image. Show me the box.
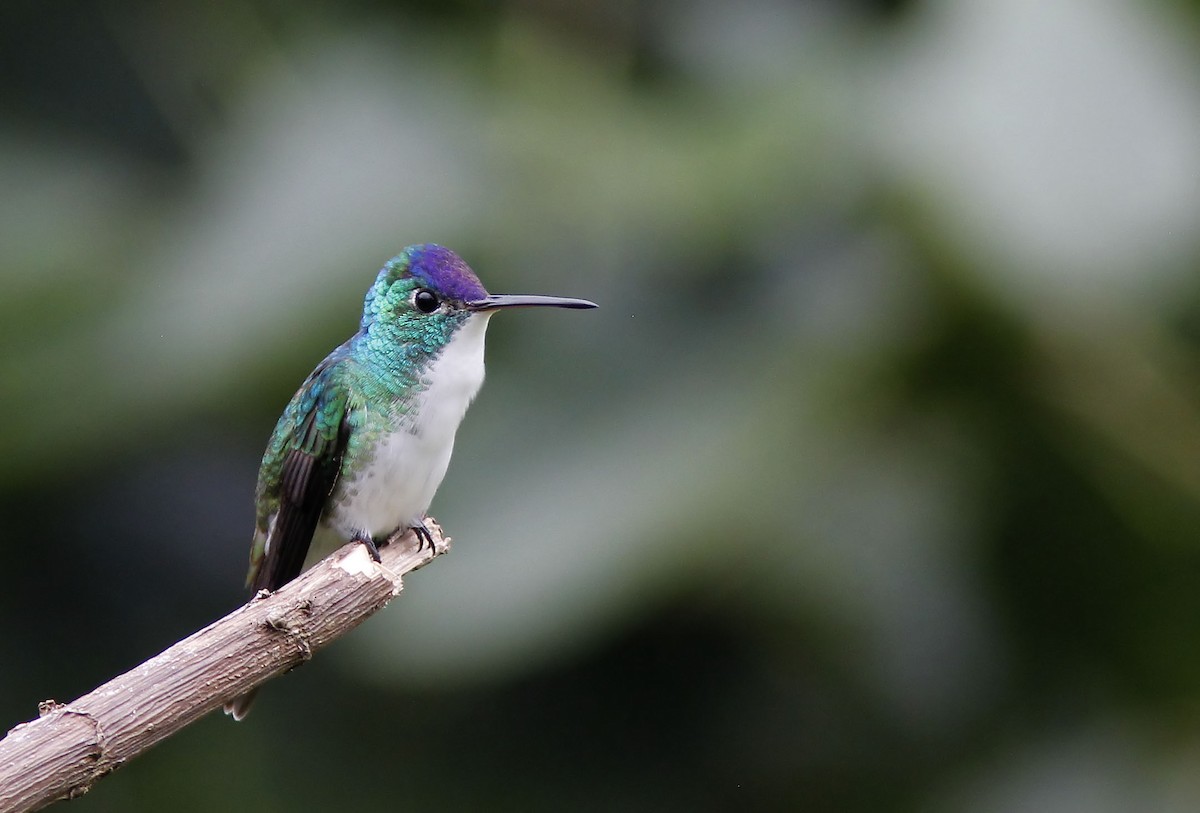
[304,313,490,568]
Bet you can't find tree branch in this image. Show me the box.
[0,520,450,813]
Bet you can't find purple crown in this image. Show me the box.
[392,244,488,301]
[360,244,490,329]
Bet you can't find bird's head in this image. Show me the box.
[360,244,596,351]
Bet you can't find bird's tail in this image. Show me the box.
[224,689,259,721]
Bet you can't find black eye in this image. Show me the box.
[413,289,439,313]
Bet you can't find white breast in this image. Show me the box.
[305,313,491,567]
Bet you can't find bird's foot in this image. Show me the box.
[412,519,435,553]
[386,518,436,554]
[379,519,438,558]
[351,530,382,563]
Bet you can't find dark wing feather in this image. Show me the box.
[229,358,351,719]
[249,370,352,594]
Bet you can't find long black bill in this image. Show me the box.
[467,294,598,312]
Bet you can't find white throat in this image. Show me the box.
[413,311,491,441]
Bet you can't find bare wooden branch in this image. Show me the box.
[0,521,450,813]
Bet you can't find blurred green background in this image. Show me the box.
[4,0,1200,810]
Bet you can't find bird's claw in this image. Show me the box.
[377,519,438,559]
[352,531,382,563]
[411,519,435,554]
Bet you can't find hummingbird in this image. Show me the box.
[224,244,596,719]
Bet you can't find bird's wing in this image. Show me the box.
[245,356,351,593]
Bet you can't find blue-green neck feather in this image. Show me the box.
[348,309,469,400]
[344,243,486,406]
